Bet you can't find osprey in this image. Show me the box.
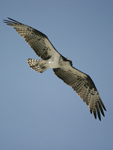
[4,18,106,120]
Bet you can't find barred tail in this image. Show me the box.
[27,58,48,73]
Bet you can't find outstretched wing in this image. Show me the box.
[53,67,106,120]
[4,18,59,60]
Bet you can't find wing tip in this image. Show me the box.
[3,17,20,26]
[90,106,106,121]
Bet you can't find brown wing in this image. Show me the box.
[4,18,59,60]
[53,67,106,120]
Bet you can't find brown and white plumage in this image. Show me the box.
[4,18,106,120]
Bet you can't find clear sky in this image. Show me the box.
[1,0,113,150]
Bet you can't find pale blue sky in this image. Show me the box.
[1,0,113,150]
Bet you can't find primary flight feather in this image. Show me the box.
[4,18,106,120]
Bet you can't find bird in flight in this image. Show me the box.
[4,18,106,120]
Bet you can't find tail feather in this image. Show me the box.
[27,58,47,73]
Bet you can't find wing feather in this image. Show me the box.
[4,18,59,60]
[53,67,106,120]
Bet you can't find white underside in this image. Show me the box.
[47,53,61,69]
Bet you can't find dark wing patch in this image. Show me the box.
[53,67,106,120]
[4,18,58,60]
